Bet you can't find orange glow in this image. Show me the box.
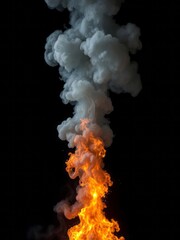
[65,119,125,240]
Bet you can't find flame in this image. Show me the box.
[65,119,125,240]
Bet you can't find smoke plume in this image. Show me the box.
[44,0,142,234]
[45,0,142,148]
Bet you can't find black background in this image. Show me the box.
[8,0,179,240]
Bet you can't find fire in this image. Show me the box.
[65,119,125,240]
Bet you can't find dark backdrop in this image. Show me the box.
[9,1,179,240]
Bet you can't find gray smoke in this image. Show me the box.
[44,0,142,148]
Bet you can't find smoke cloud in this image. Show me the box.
[44,0,142,149]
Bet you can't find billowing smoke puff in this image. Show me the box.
[44,0,142,148]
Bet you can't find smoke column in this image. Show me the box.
[44,0,142,239]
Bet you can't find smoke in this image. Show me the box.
[45,0,142,149]
[44,0,142,230]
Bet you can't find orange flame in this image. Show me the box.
[65,119,125,240]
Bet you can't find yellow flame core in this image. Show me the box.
[65,119,125,240]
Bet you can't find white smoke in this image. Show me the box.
[44,0,142,147]
[44,0,142,149]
